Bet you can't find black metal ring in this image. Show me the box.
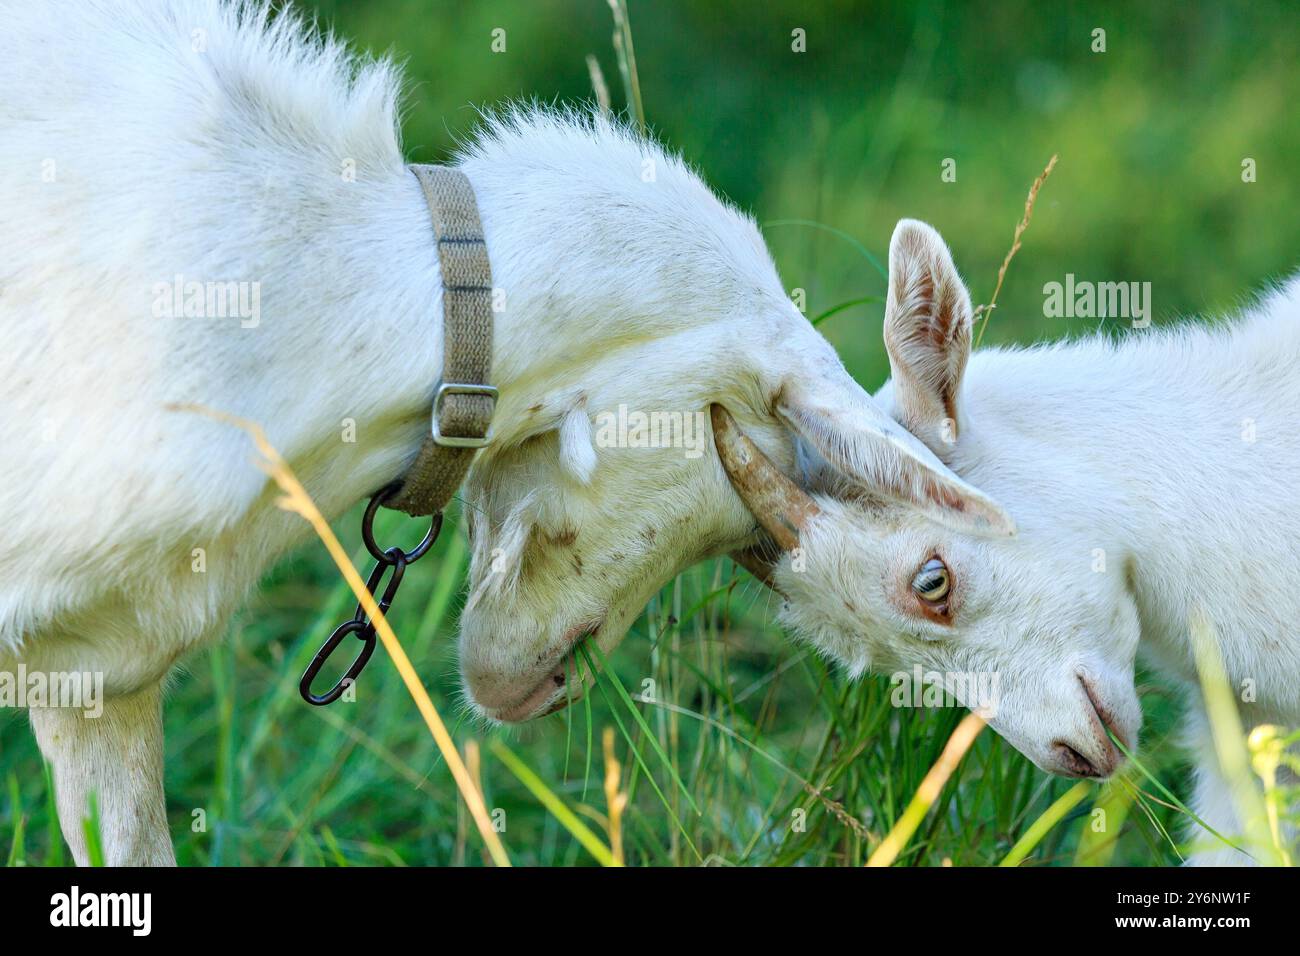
[352,549,407,624]
[362,485,442,565]
[300,484,443,707]
[299,619,378,706]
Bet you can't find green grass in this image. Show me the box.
[0,499,1204,865]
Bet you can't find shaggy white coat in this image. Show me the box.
[1,1,951,863]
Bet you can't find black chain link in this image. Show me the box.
[299,484,443,706]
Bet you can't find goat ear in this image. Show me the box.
[558,405,597,484]
[778,371,1015,538]
[883,219,974,453]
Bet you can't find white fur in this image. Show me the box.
[1,0,901,864]
[776,218,1300,865]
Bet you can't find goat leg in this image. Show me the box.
[29,682,176,866]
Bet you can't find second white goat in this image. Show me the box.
[719,218,1300,865]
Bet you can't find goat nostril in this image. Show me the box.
[1053,742,1101,778]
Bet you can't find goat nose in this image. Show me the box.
[465,658,572,722]
[1051,739,1121,778]
[1052,741,1103,777]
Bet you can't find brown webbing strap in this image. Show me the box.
[384,164,497,517]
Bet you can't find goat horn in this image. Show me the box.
[710,403,820,553]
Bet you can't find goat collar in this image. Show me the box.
[383,164,498,517]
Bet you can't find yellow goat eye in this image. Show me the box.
[911,557,950,603]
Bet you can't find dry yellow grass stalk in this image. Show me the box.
[973,153,1059,347]
[865,712,986,867]
[169,402,511,867]
[602,727,628,866]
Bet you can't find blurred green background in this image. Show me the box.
[329,0,1299,376]
[4,0,1297,867]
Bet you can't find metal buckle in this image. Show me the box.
[431,381,498,448]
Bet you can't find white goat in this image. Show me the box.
[719,218,1300,865]
[1,1,958,865]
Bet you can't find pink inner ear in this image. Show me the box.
[924,474,971,514]
[905,461,1016,538]
[884,232,973,443]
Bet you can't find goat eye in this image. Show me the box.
[911,557,950,603]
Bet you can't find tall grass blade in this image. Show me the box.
[579,644,702,861]
[999,781,1091,867]
[492,740,617,866]
[1189,609,1283,864]
[586,641,700,815]
[866,712,984,866]
[6,774,25,867]
[43,762,63,867]
[606,0,645,131]
[82,792,104,868]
